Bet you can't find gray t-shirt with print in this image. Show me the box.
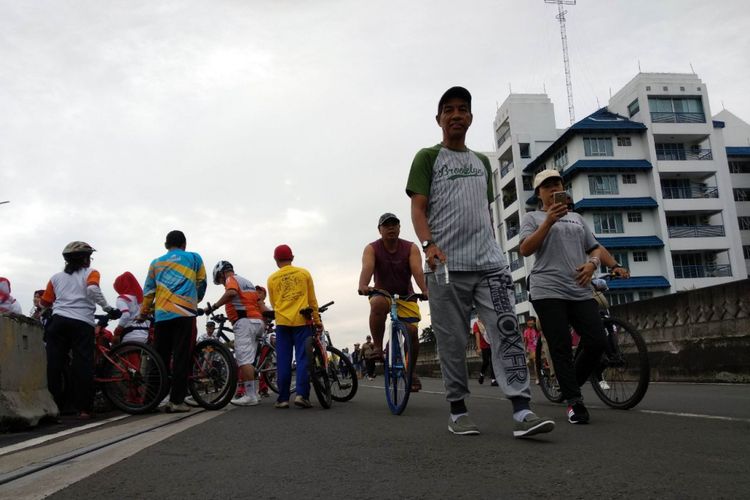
[519,210,600,301]
[406,144,506,272]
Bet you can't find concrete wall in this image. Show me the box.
[0,314,58,429]
[415,278,750,383]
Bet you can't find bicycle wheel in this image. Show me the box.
[188,339,238,410]
[535,334,564,403]
[306,337,332,409]
[259,346,296,395]
[590,318,650,409]
[100,341,169,414]
[384,321,412,415]
[326,345,358,402]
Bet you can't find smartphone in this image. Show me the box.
[553,191,568,205]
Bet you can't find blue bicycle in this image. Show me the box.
[363,289,427,415]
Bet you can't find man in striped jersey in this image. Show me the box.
[406,86,554,438]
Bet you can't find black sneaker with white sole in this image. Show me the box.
[567,402,590,424]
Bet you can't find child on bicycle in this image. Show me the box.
[204,261,265,406]
[112,272,150,344]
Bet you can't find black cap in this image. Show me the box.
[378,212,400,226]
[438,86,472,114]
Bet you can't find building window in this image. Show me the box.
[608,292,634,306]
[617,136,632,147]
[744,245,750,259]
[589,175,619,195]
[729,161,750,173]
[733,188,750,201]
[627,211,642,222]
[633,251,648,262]
[739,217,750,230]
[655,143,686,161]
[584,137,614,157]
[627,99,639,117]
[646,86,651,91]
[553,147,568,169]
[680,86,685,91]
[622,174,637,184]
[648,96,705,123]
[519,143,531,158]
[594,213,624,234]
[662,86,668,91]
[639,291,653,301]
[522,176,533,191]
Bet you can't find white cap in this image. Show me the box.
[533,169,563,189]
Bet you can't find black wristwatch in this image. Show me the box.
[421,240,434,251]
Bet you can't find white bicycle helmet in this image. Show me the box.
[212,260,233,285]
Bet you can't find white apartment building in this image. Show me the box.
[713,109,750,275]
[489,73,746,321]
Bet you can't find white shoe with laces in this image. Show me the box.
[231,394,259,406]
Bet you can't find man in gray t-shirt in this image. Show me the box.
[406,86,554,439]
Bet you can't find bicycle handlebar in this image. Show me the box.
[360,288,427,302]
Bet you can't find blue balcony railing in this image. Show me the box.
[651,112,706,123]
[656,148,713,161]
[506,226,519,240]
[500,161,514,178]
[514,291,529,304]
[509,258,524,272]
[497,129,511,149]
[668,225,725,238]
[673,264,732,279]
[662,186,719,199]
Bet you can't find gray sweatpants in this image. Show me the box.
[427,267,531,404]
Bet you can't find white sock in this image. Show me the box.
[244,381,254,398]
[513,409,533,422]
[450,412,468,423]
[253,380,259,398]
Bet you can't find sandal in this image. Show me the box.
[411,375,422,393]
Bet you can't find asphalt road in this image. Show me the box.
[36,378,749,500]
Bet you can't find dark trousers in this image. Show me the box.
[531,298,606,404]
[365,358,376,378]
[46,315,95,413]
[154,316,196,404]
[480,348,495,379]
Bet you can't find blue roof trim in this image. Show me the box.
[562,159,653,178]
[712,120,725,129]
[596,236,664,249]
[727,147,750,157]
[574,197,658,210]
[607,276,671,290]
[524,107,647,173]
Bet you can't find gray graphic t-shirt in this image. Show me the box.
[406,144,505,272]
[519,210,600,301]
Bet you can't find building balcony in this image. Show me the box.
[656,149,713,161]
[500,161,514,178]
[668,225,725,238]
[673,264,732,279]
[514,291,529,304]
[662,186,719,199]
[650,112,706,124]
[496,128,511,149]
[506,226,520,241]
[509,258,524,272]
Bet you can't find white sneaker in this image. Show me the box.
[231,394,259,406]
[599,380,611,390]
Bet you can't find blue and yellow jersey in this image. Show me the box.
[141,249,207,323]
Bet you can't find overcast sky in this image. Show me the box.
[2,0,749,348]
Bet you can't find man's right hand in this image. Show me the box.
[545,202,568,226]
[357,285,372,296]
[424,244,446,271]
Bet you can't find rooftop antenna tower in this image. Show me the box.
[545,0,576,125]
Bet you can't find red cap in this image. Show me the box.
[273,244,294,261]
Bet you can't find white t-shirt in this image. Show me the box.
[116,294,150,343]
[42,268,104,326]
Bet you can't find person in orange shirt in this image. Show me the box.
[205,261,264,406]
[40,241,119,418]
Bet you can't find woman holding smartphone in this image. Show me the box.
[519,169,628,424]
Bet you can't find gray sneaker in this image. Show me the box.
[294,395,312,409]
[166,402,191,413]
[513,413,555,438]
[448,415,480,435]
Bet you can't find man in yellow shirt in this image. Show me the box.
[267,244,322,409]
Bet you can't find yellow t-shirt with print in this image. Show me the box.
[267,265,320,327]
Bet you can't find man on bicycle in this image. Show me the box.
[204,261,265,406]
[406,86,554,438]
[267,244,322,409]
[357,212,427,391]
[139,230,207,413]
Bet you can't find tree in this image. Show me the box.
[419,325,435,344]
